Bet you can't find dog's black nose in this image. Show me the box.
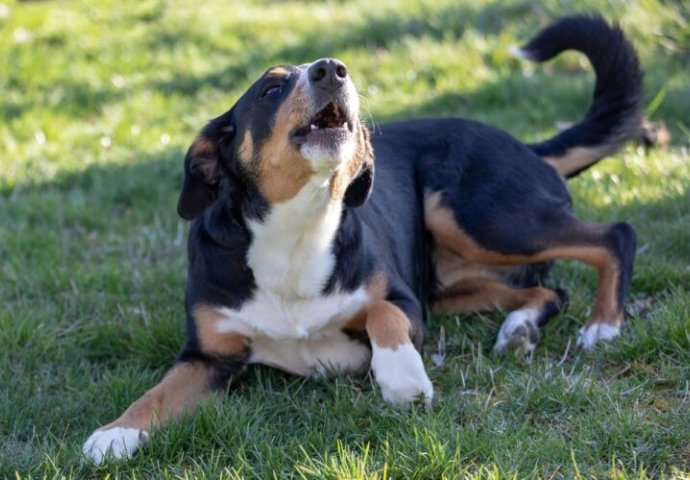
[308,58,348,91]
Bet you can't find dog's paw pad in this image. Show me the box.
[493,309,540,355]
[82,427,148,464]
[577,323,620,350]
[372,343,433,409]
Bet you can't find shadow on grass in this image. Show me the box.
[144,2,517,96]
[8,0,688,142]
[148,2,689,142]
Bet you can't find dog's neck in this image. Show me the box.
[245,173,344,299]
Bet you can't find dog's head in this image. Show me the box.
[177,58,374,220]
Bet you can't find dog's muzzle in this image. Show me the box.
[290,58,358,149]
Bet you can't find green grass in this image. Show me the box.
[1,0,689,478]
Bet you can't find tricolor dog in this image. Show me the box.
[84,15,642,462]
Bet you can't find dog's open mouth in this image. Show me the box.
[291,102,354,145]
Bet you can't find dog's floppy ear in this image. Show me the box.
[177,115,235,220]
[344,126,375,208]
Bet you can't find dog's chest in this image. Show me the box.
[246,182,342,299]
[216,182,372,375]
[221,287,369,341]
[217,287,371,376]
[219,286,371,376]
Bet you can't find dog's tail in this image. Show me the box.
[516,15,643,179]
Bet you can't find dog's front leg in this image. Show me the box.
[82,356,244,464]
[83,361,211,463]
[366,300,433,408]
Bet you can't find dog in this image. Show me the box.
[83,15,642,463]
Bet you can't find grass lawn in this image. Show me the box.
[1,0,689,477]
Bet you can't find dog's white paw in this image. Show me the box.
[371,342,433,408]
[577,323,620,350]
[493,309,540,355]
[82,427,149,464]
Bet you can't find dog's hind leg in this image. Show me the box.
[433,277,568,355]
[425,192,636,351]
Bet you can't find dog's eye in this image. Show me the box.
[261,84,283,97]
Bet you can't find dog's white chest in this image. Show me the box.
[217,288,372,376]
[246,177,343,298]
[220,287,369,340]
[216,178,372,375]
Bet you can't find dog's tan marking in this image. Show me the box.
[97,362,213,433]
[343,309,367,333]
[266,66,290,77]
[238,129,255,166]
[194,305,249,356]
[329,126,373,200]
[188,135,219,179]
[433,279,561,314]
[543,145,609,178]
[588,256,621,326]
[342,272,389,333]
[367,271,389,301]
[329,154,362,200]
[189,136,215,158]
[425,192,623,325]
[257,79,315,203]
[365,301,411,350]
[433,245,504,290]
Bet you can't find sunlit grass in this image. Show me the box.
[1,0,689,478]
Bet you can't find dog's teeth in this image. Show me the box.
[310,124,318,131]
